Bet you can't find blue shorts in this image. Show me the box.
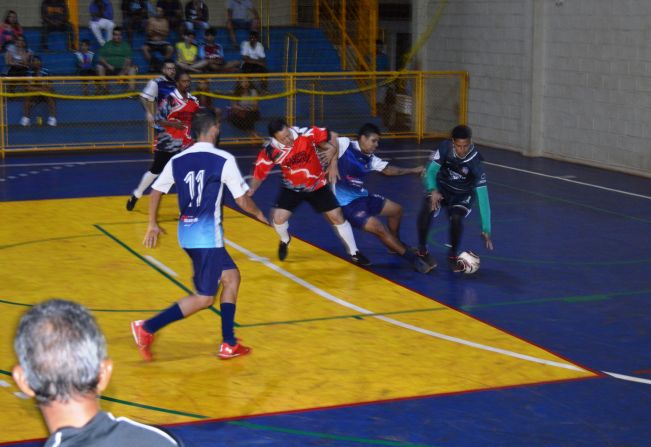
[184,248,237,296]
[341,194,386,229]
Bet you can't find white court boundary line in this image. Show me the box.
[226,238,651,385]
[3,154,649,200]
[224,239,585,372]
[144,255,178,277]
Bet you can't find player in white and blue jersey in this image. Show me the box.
[333,123,433,273]
[417,124,494,272]
[126,60,179,211]
[130,107,269,361]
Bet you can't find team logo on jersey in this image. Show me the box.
[461,167,469,175]
[430,150,440,161]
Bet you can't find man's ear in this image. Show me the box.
[12,365,36,398]
[97,359,113,394]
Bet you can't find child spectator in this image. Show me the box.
[1,10,23,51]
[40,0,74,51]
[228,77,259,137]
[175,30,206,73]
[143,6,173,72]
[89,0,115,46]
[74,39,96,95]
[199,28,239,73]
[21,56,57,127]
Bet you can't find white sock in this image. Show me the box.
[273,221,290,243]
[334,221,358,255]
[133,171,159,198]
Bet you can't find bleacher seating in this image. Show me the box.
[2,25,345,75]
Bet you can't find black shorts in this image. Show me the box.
[274,186,340,214]
[150,150,176,174]
[438,184,473,216]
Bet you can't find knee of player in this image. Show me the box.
[196,294,216,308]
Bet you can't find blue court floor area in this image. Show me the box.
[1,140,650,446]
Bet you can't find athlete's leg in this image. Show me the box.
[379,199,403,240]
[416,194,434,251]
[272,208,292,243]
[323,207,360,256]
[362,216,405,254]
[217,268,240,345]
[448,207,466,257]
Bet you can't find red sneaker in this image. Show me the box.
[130,320,154,361]
[218,341,251,359]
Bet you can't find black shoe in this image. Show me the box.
[416,249,438,269]
[350,251,371,266]
[448,256,465,273]
[126,195,138,211]
[278,237,291,261]
[413,255,435,273]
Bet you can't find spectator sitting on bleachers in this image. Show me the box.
[175,30,206,73]
[184,0,208,41]
[121,0,148,46]
[200,28,239,73]
[157,0,183,37]
[21,56,57,127]
[40,0,74,51]
[240,30,266,92]
[4,35,32,76]
[1,10,23,52]
[196,79,221,118]
[143,6,173,72]
[96,27,138,91]
[74,39,96,95]
[89,0,115,46]
[226,0,259,49]
[228,77,259,138]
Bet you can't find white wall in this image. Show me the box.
[419,0,651,177]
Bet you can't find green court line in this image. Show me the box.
[239,306,448,328]
[94,224,223,319]
[229,421,440,447]
[99,395,207,419]
[0,297,166,313]
[0,234,102,250]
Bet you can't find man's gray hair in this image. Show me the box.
[14,299,107,404]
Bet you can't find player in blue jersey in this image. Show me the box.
[130,107,269,361]
[333,123,432,273]
[126,60,179,211]
[417,124,493,272]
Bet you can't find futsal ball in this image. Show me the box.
[458,251,480,274]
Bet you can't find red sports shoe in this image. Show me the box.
[218,341,251,359]
[130,320,154,361]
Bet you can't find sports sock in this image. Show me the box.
[143,303,184,334]
[132,171,159,199]
[220,302,237,346]
[417,195,434,247]
[449,212,464,257]
[334,221,358,255]
[273,221,290,243]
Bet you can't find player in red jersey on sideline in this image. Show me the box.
[248,118,370,265]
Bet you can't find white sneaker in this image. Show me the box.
[47,117,57,127]
[20,116,30,127]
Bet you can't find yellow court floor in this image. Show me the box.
[0,196,596,443]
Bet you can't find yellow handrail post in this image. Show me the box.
[416,73,424,143]
[291,0,297,26]
[315,0,320,27]
[341,0,347,70]
[310,80,315,125]
[0,79,5,159]
[460,71,469,124]
[68,0,79,50]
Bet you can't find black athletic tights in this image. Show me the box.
[417,195,465,256]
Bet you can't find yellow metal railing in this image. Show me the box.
[0,71,468,157]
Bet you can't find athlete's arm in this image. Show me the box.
[143,189,166,248]
[249,146,274,194]
[247,177,263,197]
[474,185,493,250]
[235,194,269,225]
[382,165,424,176]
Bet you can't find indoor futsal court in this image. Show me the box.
[1,141,650,446]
